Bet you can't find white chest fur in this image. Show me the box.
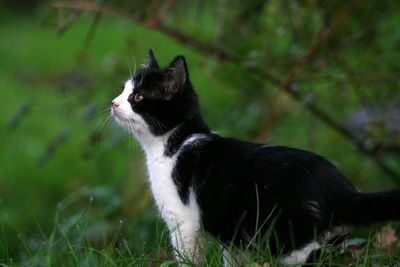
[146,150,182,226]
[142,135,201,241]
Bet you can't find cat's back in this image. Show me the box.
[177,134,355,193]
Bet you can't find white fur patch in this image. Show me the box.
[112,81,204,263]
[144,134,204,263]
[307,200,322,219]
[281,241,321,265]
[112,79,134,119]
[320,225,352,242]
[281,225,352,265]
[182,133,210,147]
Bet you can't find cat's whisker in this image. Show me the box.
[129,121,138,150]
[138,67,147,88]
[90,115,111,146]
[89,107,111,119]
[94,113,110,132]
[126,59,133,79]
[124,120,136,151]
[122,124,130,148]
[128,50,137,76]
[102,115,116,137]
[133,56,137,75]
[96,113,113,138]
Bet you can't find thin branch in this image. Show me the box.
[57,9,83,35]
[198,61,239,99]
[213,0,227,44]
[83,11,102,50]
[155,0,177,21]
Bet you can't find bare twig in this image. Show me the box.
[213,0,227,44]
[7,103,31,130]
[83,11,102,50]
[198,61,239,99]
[37,130,70,166]
[155,0,177,21]
[57,9,83,35]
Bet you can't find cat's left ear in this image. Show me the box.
[146,48,160,69]
[164,55,188,98]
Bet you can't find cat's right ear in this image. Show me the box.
[147,48,160,69]
[163,55,188,99]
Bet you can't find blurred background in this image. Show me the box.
[0,0,399,265]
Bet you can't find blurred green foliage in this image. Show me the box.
[0,0,399,265]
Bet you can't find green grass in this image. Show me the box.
[3,195,399,266]
[0,6,399,267]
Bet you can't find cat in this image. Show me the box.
[111,49,400,265]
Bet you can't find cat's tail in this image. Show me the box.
[333,189,400,225]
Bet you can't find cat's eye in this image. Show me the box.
[133,93,143,102]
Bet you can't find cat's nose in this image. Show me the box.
[111,101,119,109]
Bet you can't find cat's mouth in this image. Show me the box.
[114,116,136,130]
[112,110,135,124]
[114,115,135,123]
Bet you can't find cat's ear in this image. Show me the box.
[163,55,188,98]
[146,48,160,69]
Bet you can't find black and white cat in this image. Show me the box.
[111,49,400,265]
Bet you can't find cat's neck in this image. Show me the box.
[134,117,211,158]
[165,117,211,156]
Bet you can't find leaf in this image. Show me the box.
[159,260,176,267]
[340,238,366,254]
[375,227,398,248]
[251,263,270,267]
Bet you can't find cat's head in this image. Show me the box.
[111,49,200,140]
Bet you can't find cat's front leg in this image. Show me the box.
[169,222,205,266]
